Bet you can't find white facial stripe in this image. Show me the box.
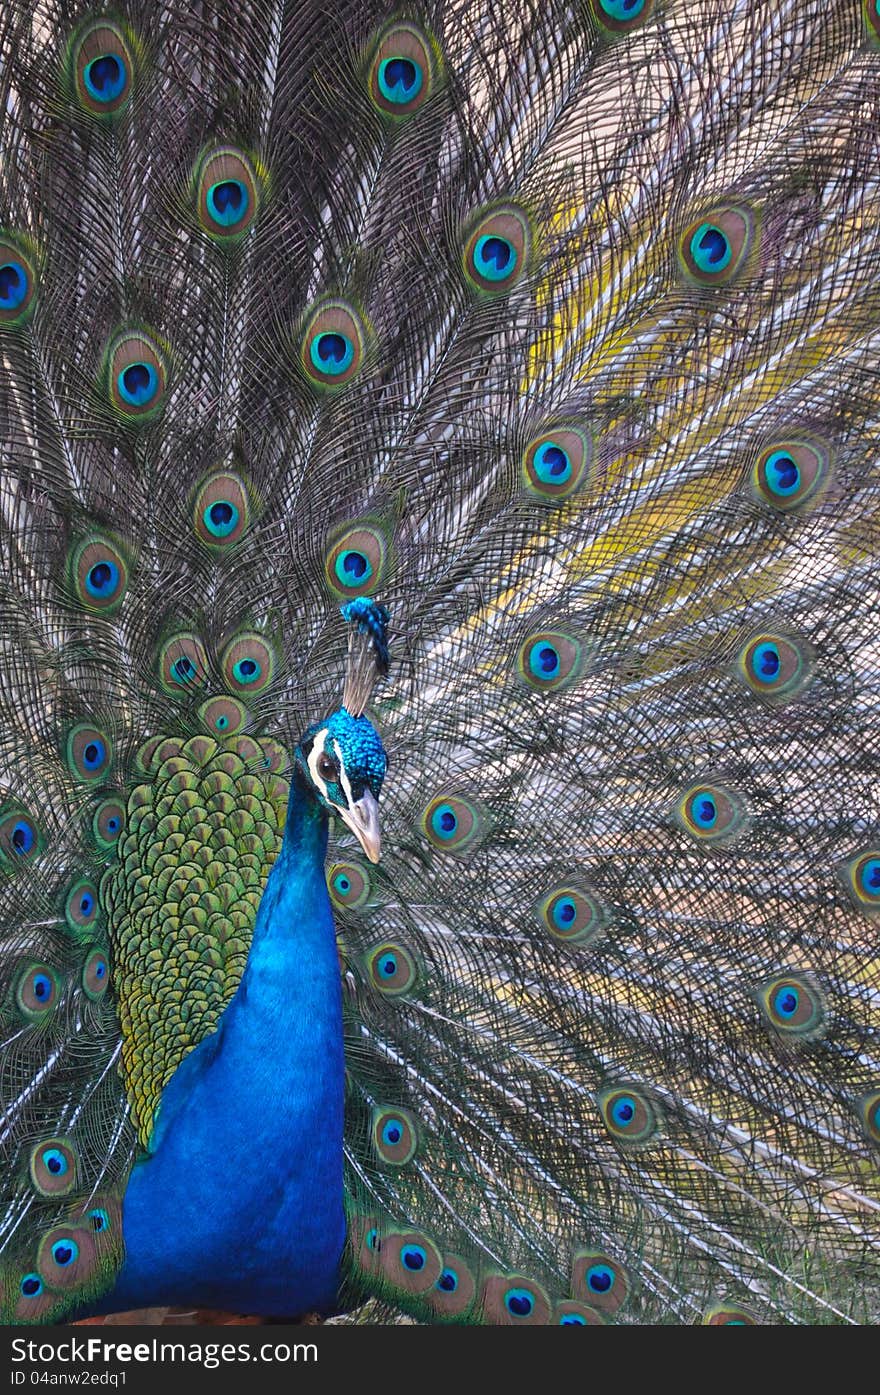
[332,738,356,812]
[307,727,332,798]
[307,729,358,811]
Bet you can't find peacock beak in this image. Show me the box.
[339,789,381,864]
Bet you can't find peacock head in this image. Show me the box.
[295,707,387,863]
[292,598,389,862]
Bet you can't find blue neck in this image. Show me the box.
[103,775,347,1316]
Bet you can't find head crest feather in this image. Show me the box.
[341,600,390,716]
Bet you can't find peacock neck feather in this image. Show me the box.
[99,770,347,1317]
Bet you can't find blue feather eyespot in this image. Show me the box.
[119,361,156,405]
[208,501,237,533]
[78,1195,122,1245]
[703,1305,758,1325]
[349,1214,385,1276]
[533,443,570,486]
[0,806,43,869]
[591,0,652,32]
[0,235,38,327]
[737,632,810,700]
[70,535,129,613]
[221,632,275,696]
[209,180,247,224]
[87,560,119,597]
[300,300,367,389]
[324,522,388,600]
[757,974,825,1038]
[752,438,830,512]
[198,696,247,737]
[857,1091,880,1144]
[689,224,731,273]
[368,22,435,116]
[431,803,458,837]
[775,986,799,1017]
[194,470,250,548]
[516,629,585,693]
[159,633,209,694]
[680,205,755,286]
[599,1086,659,1146]
[84,54,126,104]
[378,1231,443,1296]
[328,861,371,910]
[534,643,560,678]
[505,1288,535,1317]
[106,330,168,420]
[338,549,370,583]
[82,949,110,1001]
[463,205,531,295]
[585,1264,614,1295]
[195,147,262,240]
[37,1224,95,1290]
[71,21,135,117]
[372,1106,418,1165]
[537,886,607,945]
[312,332,353,375]
[64,878,100,931]
[52,1239,79,1267]
[378,57,421,104]
[421,794,484,854]
[367,942,417,996]
[842,850,880,914]
[480,1274,551,1326]
[751,641,779,679]
[66,724,113,783]
[16,962,60,1019]
[6,818,35,857]
[426,1253,477,1318]
[92,797,125,850]
[19,1273,43,1300]
[474,235,515,281]
[13,822,35,854]
[522,426,592,501]
[29,1139,77,1196]
[677,783,744,843]
[0,259,28,311]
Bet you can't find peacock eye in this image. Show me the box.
[318,753,337,781]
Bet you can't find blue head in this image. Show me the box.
[295,707,387,863]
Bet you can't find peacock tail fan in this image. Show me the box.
[0,0,877,1325]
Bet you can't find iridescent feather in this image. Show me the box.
[0,0,877,1327]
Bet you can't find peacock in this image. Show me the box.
[0,0,878,1329]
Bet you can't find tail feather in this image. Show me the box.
[0,0,877,1324]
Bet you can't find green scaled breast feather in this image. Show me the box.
[104,733,289,1147]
